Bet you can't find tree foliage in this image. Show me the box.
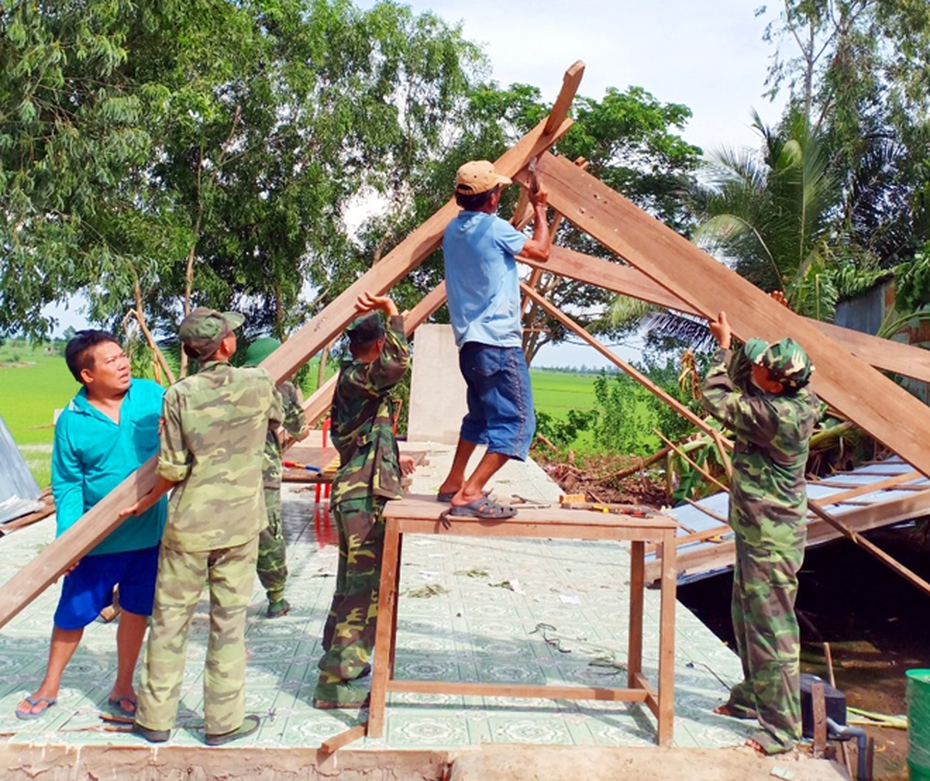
[0,0,483,345]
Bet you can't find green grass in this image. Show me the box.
[530,369,598,415]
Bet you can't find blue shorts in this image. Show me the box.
[54,545,160,630]
[459,342,535,461]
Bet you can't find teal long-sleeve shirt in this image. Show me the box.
[52,378,167,556]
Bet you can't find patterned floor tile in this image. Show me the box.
[0,449,753,751]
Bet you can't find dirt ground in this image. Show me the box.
[449,744,847,780]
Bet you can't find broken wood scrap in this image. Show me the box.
[320,723,367,753]
[653,429,729,495]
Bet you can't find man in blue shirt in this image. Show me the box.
[15,331,167,720]
[437,160,550,518]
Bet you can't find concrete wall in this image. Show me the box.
[408,324,466,444]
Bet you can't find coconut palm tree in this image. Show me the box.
[691,108,862,321]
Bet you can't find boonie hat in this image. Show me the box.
[455,160,511,196]
[243,336,280,367]
[753,337,814,390]
[179,307,244,362]
[346,313,385,346]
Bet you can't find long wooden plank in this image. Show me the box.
[526,152,930,478]
[519,245,930,383]
[807,498,930,596]
[262,65,584,384]
[0,69,587,632]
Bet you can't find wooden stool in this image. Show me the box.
[367,496,679,746]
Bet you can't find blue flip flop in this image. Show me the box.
[15,695,57,720]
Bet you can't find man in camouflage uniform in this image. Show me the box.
[701,311,820,756]
[313,291,411,709]
[120,308,282,745]
[243,337,310,619]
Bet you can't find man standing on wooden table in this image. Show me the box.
[243,337,310,619]
[16,331,166,721]
[436,159,550,519]
[701,311,820,756]
[313,292,413,709]
[120,307,282,745]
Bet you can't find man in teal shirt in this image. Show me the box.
[16,331,167,720]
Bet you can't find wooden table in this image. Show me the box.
[367,496,680,746]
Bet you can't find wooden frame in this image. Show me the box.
[367,497,679,746]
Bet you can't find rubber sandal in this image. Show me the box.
[713,702,757,720]
[15,695,57,720]
[107,695,137,717]
[448,497,517,520]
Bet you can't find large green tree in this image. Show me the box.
[0,0,483,349]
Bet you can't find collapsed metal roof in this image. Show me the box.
[0,415,43,525]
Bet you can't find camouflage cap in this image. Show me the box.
[346,312,385,346]
[178,307,244,362]
[755,337,814,390]
[742,337,769,363]
[243,336,280,367]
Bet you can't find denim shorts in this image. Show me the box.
[459,342,535,460]
[54,545,160,630]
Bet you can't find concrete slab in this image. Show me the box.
[407,324,466,445]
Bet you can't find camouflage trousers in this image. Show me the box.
[316,496,386,684]
[256,488,287,603]
[135,538,258,735]
[725,536,804,752]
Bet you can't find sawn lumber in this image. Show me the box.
[519,245,930,384]
[523,151,930,479]
[0,67,584,632]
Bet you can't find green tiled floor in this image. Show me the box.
[0,443,755,751]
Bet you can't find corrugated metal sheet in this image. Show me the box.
[0,415,43,524]
[647,456,930,584]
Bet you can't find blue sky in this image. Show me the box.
[48,1,787,368]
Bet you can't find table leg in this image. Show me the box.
[388,533,403,675]
[628,540,644,688]
[367,520,402,738]
[656,530,677,747]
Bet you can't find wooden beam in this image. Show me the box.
[519,283,732,448]
[544,61,585,135]
[0,66,586,632]
[524,152,930,478]
[519,245,930,384]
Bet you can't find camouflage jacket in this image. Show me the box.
[157,361,283,552]
[330,314,409,505]
[701,348,820,551]
[263,380,306,489]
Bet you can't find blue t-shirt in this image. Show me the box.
[52,378,167,556]
[442,211,528,348]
